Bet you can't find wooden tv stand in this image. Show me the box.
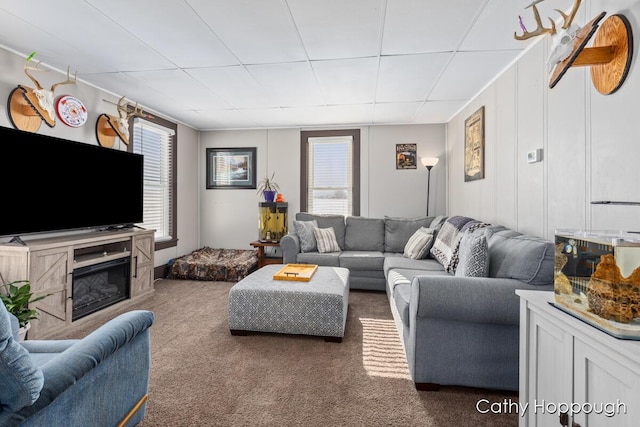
[0,229,154,339]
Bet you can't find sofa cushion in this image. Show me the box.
[296,213,346,249]
[297,251,341,267]
[383,254,445,277]
[0,301,44,412]
[293,219,318,253]
[314,227,341,253]
[339,251,385,271]
[383,216,432,253]
[345,217,385,251]
[455,233,489,277]
[486,229,554,285]
[403,227,435,259]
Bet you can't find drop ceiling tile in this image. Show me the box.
[246,62,324,106]
[187,109,261,130]
[287,0,382,60]
[414,100,467,123]
[376,53,452,102]
[312,57,378,104]
[292,104,374,126]
[187,0,306,64]
[0,1,174,72]
[125,69,231,110]
[459,0,530,51]
[428,50,517,101]
[186,66,275,109]
[373,102,422,124]
[86,0,238,68]
[382,0,486,54]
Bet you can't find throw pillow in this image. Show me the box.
[293,219,318,252]
[455,233,490,277]
[403,227,435,259]
[0,301,44,412]
[314,227,341,253]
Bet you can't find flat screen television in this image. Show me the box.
[0,126,143,237]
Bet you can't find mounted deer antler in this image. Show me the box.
[96,97,146,147]
[514,2,556,41]
[19,53,77,127]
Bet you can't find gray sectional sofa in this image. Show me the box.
[280,213,554,391]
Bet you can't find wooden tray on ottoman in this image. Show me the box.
[273,264,318,281]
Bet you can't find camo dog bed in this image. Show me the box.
[167,247,258,282]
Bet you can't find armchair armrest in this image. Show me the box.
[22,310,154,415]
[410,275,552,326]
[280,233,301,264]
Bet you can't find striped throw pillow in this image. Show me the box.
[313,227,341,253]
[403,227,435,259]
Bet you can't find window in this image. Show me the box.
[131,115,177,250]
[301,129,360,216]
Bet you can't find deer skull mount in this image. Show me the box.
[514,1,633,94]
[8,53,77,132]
[96,97,145,148]
[514,0,583,74]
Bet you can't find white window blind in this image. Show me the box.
[307,136,353,216]
[132,118,175,242]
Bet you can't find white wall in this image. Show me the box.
[0,46,200,266]
[199,124,446,250]
[447,0,640,240]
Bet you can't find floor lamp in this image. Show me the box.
[421,157,439,216]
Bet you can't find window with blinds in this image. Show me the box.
[132,118,176,244]
[301,130,360,216]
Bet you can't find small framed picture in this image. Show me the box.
[464,106,485,182]
[396,144,417,169]
[206,147,257,189]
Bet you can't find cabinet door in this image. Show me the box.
[131,233,154,297]
[573,339,640,427]
[29,247,72,338]
[522,309,573,427]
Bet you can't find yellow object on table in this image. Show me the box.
[273,264,318,281]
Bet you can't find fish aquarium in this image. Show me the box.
[258,202,288,242]
[554,230,640,339]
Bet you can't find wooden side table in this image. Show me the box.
[249,240,283,268]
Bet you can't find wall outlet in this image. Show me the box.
[527,148,543,163]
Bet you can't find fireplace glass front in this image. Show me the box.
[72,257,130,321]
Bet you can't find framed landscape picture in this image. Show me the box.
[396,143,417,169]
[464,106,485,182]
[206,147,257,189]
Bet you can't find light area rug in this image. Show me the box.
[57,279,518,426]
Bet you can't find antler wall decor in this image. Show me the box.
[7,52,77,132]
[95,97,145,148]
[514,0,633,94]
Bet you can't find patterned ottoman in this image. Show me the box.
[228,264,350,342]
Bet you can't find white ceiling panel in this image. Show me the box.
[373,102,422,124]
[414,100,467,123]
[186,66,275,109]
[86,0,238,68]
[428,50,517,101]
[0,1,537,129]
[124,69,232,110]
[382,0,486,55]
[312,58,379,104]
[187,0,306,64]
[246,62,324,107]
[288,0,383,60]
[376,53,452,103]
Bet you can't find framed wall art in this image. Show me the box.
[396,143,417,169]
[206,147,257,189]
[464,106,485,182]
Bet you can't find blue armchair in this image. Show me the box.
[0,300,154,427]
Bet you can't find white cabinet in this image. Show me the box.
[517,290,640,427]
